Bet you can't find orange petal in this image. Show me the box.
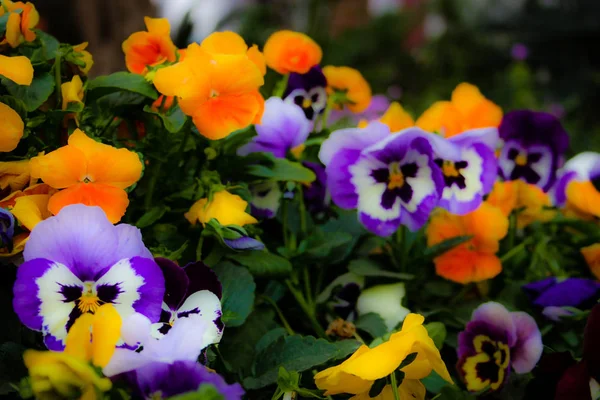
[34,146,86,189]
[0,102,24,152]
[192,93,262,140]
[415,101,465,137]
[263,30,322,74]
[566,180,600,218]
[20,3,39,42]
[380,102,414,132]
[0,55,33,85]
[144,17,171,36]
[434,248,479,284]
[48,183,129,224]
[247,45,267,76]
[322,66,372,113]
[122,30,176,75]
[582,244,600,280]
[209,53,264,95]
[486,181,516,217]
[68,130,142,189]
[201,31,248,54]
[5,12,21,47]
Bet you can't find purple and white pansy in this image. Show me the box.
[498,110,569,192]
[12,204,165,350]
[283,65,328,121]
[320,123,443,236]
[457,302,543,393]
[428,128,499,215]
[152,258,224,345]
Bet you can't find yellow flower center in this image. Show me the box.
[515,153,528,166]
[290,144,305,160]
[78,282,101,313]
[462,334,510,392]
[441,160,460,177]
[302,98,312,108]
[209,89,219,98]
[388,162,405,190]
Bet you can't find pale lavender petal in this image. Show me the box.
[542,306,575,321]
[103,348,152,377]
[472,302,517,347]
[319,122,390,166]
[223,237,265,251]
[449,127,499,150]
[23,205,119,280]
[510,311,543,373]
[113,224,154,261]
[121,312,153,347]
[145,315,211,362]
[560,152,600,181]
[176,291,223,345]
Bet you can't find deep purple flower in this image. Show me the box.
[523,277,600,320]
[12,204,164,351]
[511,43,529,61]
[238,97,311,158]
[552,152,600,206]
[498,110,569,192]
[302,161,329,213]
[249,181,282,219]
[457,302,543,393]
[223,236,265,251]
[319,122,443,236]
[428,128,499,214]
[283,65,328,120]
[152,258,223,344]
[316,272,365,321]
[0,208,14,251]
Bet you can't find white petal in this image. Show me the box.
[356,283,410,332]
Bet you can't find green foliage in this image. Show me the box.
[2,74,55,112]
[87,72,158,99]
[213,261,256,327]
[227,250,292,278]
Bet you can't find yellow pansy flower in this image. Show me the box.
[185,190,258,227]
[0,101,25,152]
[61,75,85,111]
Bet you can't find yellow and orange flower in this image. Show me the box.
[30,129,143,223]
[185,190,257,227]
[415,83,502,138]
[61,75,85,111]
[582,244,600,280]
[0,101,25,152]
[201,31,266,76]
[323,66,372,113]
[562,180,600,221]
[122,17,177,75]
[0,159,30,192]
[487,180,556,228]
[153,43,264,140]
[426,203,509,284]
[72,42,94,75]
[0,0,39,48]
[263,30,322,74]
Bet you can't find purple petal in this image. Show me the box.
[184,262,223,300]
[114,224,154,261]
[284,65,327,95]
[358,212,401,237]
[523,277,557,297]
[510,311,543,373]
[326,148,361,209]
[471,302,517,347]
[449,127,499,150]
[223,237,265,251]
[542,306,575,321]
[155,258,189,311]
[531,278,600,308]
[319,122,390,167]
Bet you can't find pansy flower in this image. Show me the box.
[238,97,311,158]
[457,302,542,393]
[303,161,329,214]
[317,272,365,321]
[0,208,14,252]
[122,17,177,75]
[415,82,502,138]
[523,277,600,321]
[152,258,223,345]
[378,102,415,132]
[0,159,31,193]
[30,129,143,223]
[428,128,499,214]
[61,75,84,111]
[315,313,452,399]
[0,101,25,152]
[320,123,443,236]
[498,110,569,192]
[323,66,372,113]
[185,190,257,227]
[582,243,600,280]
[330,95,390,126]
[153,43,264,140]
[12,204,165,350]
[104,313,244,399]
[356,283,410,333]
[0,0,39,48]
[72,42,94,75]
[201,31,266,76]
[426,202,509,284]
[0,54,34,85]
[249,181,282,219]
[283,65,328,120]
[553,151,600,219]
[263,30,322,74]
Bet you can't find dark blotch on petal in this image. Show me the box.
[184,261,223,300]
[60,285,82,303]
[97,284,122,303]
[155,258,190,311]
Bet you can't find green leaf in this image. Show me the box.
[143,104,187,133]
[422,370,448,395]
[213,261,256,327]
[355,313,388,339]
[2,74,55,112]
[256,328,288,355]
[434,384,476,400]
[425,322,447,349]
[348,258,414,280]
[136,205,169,228]
[0,96,27,118]
[243,336,361,389]
[168,384,224,400]
[247,157,316,182]
[300,232,353,259]
[228,250,292,278]
[87,72,158,99]
[0,14,10,35]
[422,236,472,260]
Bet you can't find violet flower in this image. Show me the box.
[152,258,224,345]
[498,110,569,192]
[12,204,164,350]
[283,65,328,120]
[0,208,14,252]
[319,122,443,236]
[457,302,543,393]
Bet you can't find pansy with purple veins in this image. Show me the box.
[498,110,569,192]
[152,258,223,346]
[428,128,499,214]
[283,65,328,120]
[320,122,443,236]
[12,204,165,350]
[457,302,543,393]
[238,96,311,159]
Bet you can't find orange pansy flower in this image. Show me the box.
[582,244,600,280]
[30,130,143,223]
[380,102,415,132]
[201,31,266,76]
[426,203,509,284]
[1,0,39,48]
[487,180,556,229]
[416,83,502,138]
[564,180,600,220]
[263,30,322,74]
[323,66,372,113]
[153,43,264,140]
[122,17,177,75]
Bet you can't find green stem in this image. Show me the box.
[500,237,532,263]
[282,200,289,249]
[396,227,406,271]
[298,186,308,236]
[260,295,295,336]
[390,372,401,400]
[321,97,334,130]
[507,212,517,251]
[177,124,192,161]
[54,53,62,105]
[285,280,327,339]
[273,74,289,98]
[303,266,313,308]
[144,159,163,209]
[204,245,224,266]
[196,235,204,261]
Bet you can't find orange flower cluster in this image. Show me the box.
[0,0,39,48]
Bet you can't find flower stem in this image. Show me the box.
[260,295,295,336]
[500,237,532,263]
[144,159,163,209]
[285,280,327,339]
[390,371,401,400]
[54,53,62,105]
[303,266,313,308]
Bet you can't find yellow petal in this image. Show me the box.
[64,314,94,362]
[61,75,84,110]
[201,31,248,54]
[582,243,600,280]
[33,145,87,188]
[0,55,33,85]
[144,16,171,36]
[451,82,485,116]
[380,102,414,132]
[247,44,266,76]
[0,102,24,152]
[0,160,30,191]
[11,194,51,231]
[91,304,122,368]
[5,12,21,47]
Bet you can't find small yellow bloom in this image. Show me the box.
[380,102,414,132]
[323,66,372,113]
[185,190,258,227]
[0,159,30,192]
[314,314,452,398]
[61,75,85,111]
[73,42,94,75]
[0,102,24,152]
[0,54,33,85]
[582,244,600,280]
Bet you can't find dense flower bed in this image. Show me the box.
[0,2,599,400]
